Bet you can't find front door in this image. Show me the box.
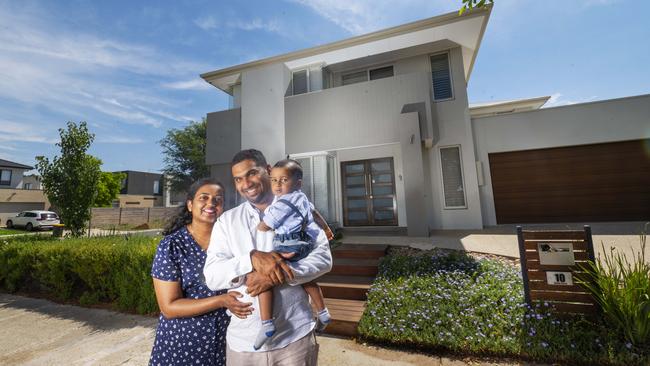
[341,157,397,226]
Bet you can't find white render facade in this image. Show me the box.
[202,7,650,235]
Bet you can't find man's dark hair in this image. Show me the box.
[231,149,267,168]
[273,159,303,180]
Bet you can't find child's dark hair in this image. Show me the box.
[273,159,303,180]
[163,178,224,235]
[231,149,267,168]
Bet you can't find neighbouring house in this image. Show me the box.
[0,159,50,225]
[21,174,43,190]
[112,170,184,208]
[200,7,650,236]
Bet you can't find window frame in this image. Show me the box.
[0,169,12,186]
[340,64,395,87]
[429,51,454,102]
[291,68,310,96]
[438,144,467,210]
[153,180,160,195]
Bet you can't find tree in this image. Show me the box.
[459,0,493,15]
[159,118,209,193]
[94,171,126,207]
[36,121,101,237]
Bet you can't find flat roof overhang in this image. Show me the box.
[201,7,492,95]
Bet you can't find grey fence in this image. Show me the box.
[90,207,178,227]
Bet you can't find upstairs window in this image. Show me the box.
[153,180,160,195]
[0,169,11,185]
[430,53,453,100]
[369,65,394,80]
[291,70,309,95]
[341,70,368,86]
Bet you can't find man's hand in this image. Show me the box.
[245,271,274,297]
[250,250,295,284]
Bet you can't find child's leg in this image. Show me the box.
[254,289,275,350]
[303,281,331,331]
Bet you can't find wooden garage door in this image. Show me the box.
[489,139,650,224]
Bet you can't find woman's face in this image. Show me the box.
[187,184,224,225]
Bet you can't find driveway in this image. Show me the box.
[0,294,541,366]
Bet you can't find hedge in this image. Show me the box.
[358,251,649,365]
[0,235,159,314]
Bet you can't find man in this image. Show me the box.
[204,149,332,366]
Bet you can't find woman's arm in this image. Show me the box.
[153,279,253,319]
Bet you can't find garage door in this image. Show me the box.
[489,139,650,224]
[0,202,46,213]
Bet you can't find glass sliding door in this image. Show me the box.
[341,157,397,226]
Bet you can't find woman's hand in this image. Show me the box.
[221,291,253,319]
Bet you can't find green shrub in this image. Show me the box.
[360,250,649,365]
[0,235,159,314]
[578,228,650,347]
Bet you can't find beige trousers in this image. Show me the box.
[226,331,318,366]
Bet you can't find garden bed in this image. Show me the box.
[358,248,649,365]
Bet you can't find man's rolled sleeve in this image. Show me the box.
[286,229,332,286]
[204,216,253,291]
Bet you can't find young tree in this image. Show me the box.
[94,171,126,207]
[36,121,101,237]
[459,0,493,15]
[159,119,209,193]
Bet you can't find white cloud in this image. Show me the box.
[96,136,145,144]
[288,0,454,34]
[162,78,212,91]
[228,18,282,33]
[0,4,210,140]
[194,15,219,30]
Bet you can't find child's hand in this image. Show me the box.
[257,221,272,232]
[278,252,296,259]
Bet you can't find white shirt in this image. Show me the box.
[203,200,333,352]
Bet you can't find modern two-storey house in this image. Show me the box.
[200,7,650,236]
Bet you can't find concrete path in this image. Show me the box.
[0,294,540,366]
[343,221,649,261]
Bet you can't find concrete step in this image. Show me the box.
[330,258,379,276]
[313,298,366,337]
[332,244,388,259]
[317,275,374,301]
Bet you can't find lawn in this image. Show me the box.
[0,228,30,236]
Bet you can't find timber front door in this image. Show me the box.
[341,157,397,226]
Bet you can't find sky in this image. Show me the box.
[1,0,648,173]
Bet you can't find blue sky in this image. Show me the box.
[1,0,648,173]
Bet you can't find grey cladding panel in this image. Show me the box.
[206,108,242,165]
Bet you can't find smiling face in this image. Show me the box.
[187,184,224,226]
[270,167,302,196]
[231,159,273,208]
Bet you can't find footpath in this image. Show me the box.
[0,294,544,366]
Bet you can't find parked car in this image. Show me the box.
[5,211,60,231]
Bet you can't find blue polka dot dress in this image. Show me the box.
[149,226,229,366]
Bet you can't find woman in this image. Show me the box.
[149,178,252,366]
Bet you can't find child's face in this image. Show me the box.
[270,167,301,196]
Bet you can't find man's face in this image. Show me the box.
[231,159,272,206]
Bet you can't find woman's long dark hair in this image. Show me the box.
[163,178,224,235]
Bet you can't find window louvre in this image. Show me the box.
[440,146,466,208]
[369,66,393,80]
[341,70,367,86]
[292,70,308,95]
[430,53,453,100]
